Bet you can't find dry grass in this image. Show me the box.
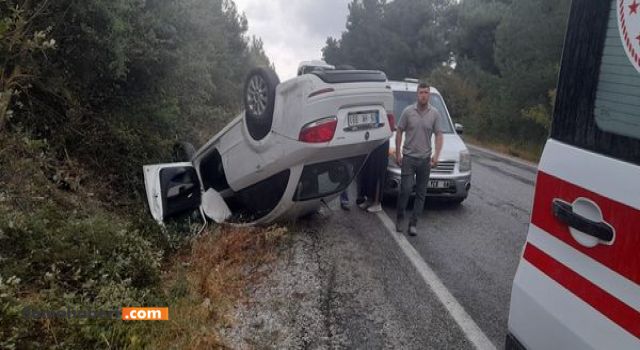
[462,135,542,163]
[152,224,289,349]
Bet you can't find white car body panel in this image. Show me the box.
[192,76,393,193]
[145,69,393,225]
[510,260,637,350]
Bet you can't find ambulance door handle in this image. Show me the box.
[552,199,614,243]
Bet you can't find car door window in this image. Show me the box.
[552,0,640,165]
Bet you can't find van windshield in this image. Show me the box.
[393,91,454,133]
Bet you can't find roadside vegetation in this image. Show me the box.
[0,0,279,348]
[323,0,571,159]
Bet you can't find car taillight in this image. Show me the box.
[299,117,338,143]
[387,113,396,131]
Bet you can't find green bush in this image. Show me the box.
[1,206,161,292]
[0,200,198,349]
[0,0,268,348]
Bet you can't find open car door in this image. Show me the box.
[143,163,203,223]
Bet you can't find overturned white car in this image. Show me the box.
[144,65,394,225]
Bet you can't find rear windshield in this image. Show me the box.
[293,156,366,202]
[393,91,454,133]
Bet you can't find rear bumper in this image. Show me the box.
[247,152,373,225]
[383,166,471,199]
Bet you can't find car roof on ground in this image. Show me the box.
[387,80,442,96]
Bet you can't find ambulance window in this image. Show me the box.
[593,1,640,141]
[551,0,640,166]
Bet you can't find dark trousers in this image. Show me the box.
[341,141,389,203]
[396,155,431,226]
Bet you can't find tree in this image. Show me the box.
[322,0,456,79]
[383,0,455,77]
[0,0,55,131]
[1,0,272,198]
[492,0,570,140]
[452,0,508,74]
[324,0,390,70]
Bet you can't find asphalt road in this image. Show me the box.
[380,146,536,348]
[226,145,536,349]
[226,194,474,349]
[315,145,536,349]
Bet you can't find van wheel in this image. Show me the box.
[172,141,196,162]
[244,67,280,141]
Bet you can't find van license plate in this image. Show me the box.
[348,111,379,128]
[428,180,451,189]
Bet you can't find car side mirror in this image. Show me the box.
[455,123,464,134]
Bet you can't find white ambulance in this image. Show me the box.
[506,0,640,349]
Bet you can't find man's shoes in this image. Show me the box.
[340,202,351,211]
[408,225,418,236]
[358,200,372,210]
[356,197,367,206]
[395,219,405,233]
[367,203,382,213]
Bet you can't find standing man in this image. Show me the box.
[395,83,444,236]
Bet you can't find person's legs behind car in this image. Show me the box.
[366,141,389,213]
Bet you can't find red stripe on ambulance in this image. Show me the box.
[531,171,640,286]
[524,243,640,339]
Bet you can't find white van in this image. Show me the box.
[384,79,472,203]
[506,0,640,349]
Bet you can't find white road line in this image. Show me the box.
[376,210,497,350]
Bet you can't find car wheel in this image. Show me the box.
[244,67,280,141]
[172,141,196,162]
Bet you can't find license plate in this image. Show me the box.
[348,111,379,128]
[428,180,451,189]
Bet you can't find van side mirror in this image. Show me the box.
[455,123,464,134]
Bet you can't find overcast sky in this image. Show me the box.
[234,0,351,80]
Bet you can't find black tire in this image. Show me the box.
[172,141,196,162]
[244,67,280,141]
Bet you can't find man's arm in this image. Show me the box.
[395,128,404,166]
[431,132,443,167]
[431,110,445,167]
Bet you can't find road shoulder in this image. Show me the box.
[222,203,473,349]
[466,143,538,172]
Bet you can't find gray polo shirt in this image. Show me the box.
[397,103,444,159]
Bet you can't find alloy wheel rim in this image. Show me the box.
[246,75,268,116]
